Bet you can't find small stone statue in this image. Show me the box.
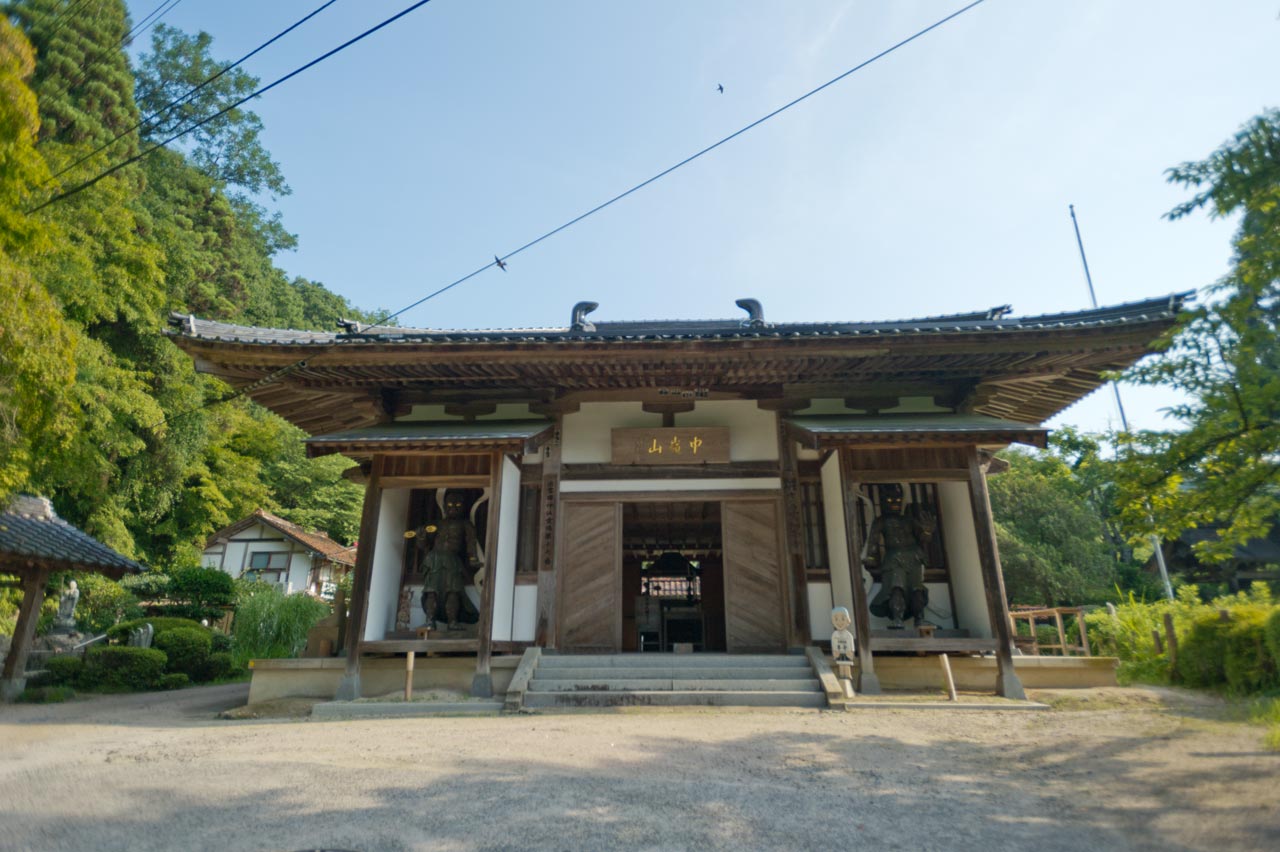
[863,484,936,630]
[831,607,856,699]
[128,623,154,649]
[406,491,481,631]
[830,606,855,663]
[52,580,80,633]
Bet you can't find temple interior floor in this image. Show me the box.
[0,683,1275,852]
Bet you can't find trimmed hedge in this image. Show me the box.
[106,617,209,643]
[1266,610,1280,672]
[160,673,190,690]
[154,627,212,680]
[44,655,84,686]
[81,646,167,691]
[202,652,236,682]
[1176,604,1279,693]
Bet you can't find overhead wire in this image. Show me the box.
[40,0,97,43]
[29,0,436,213]
[45,0,343,185]
[373,0,988,327]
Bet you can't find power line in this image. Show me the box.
[124,0,181,45]
[30,0,436,212]
[149,0,986,429]
[376,0,989,327]
[46,0,342,185]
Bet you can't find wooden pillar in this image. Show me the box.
[777,419,810,649]
[535,418,563,648]
[966,449,1026,699]
[472,451,505,697]
[334,460,383,701]
[838,450,880,694]
[1,567,50,701]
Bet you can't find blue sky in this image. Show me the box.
[125,0,1280,434]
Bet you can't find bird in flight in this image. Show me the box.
[716,84,724,93]
[494,255,508,272]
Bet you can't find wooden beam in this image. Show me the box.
[333,460,383,701]
[777,417,809,649]
[838,451,880,694]
[535,418,563,648]
[561,461,777,480]
[967,449,1026,699]
[472,451,505,697]
[1,568,49,696]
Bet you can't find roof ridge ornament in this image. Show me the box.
[337,318,365,334]
[986,305,1013,321]
[570,301,598,332]
[736,298,766,328]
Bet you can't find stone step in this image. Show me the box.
[538,654,809,669]
[528,678,822,693]
[532,666,812,680]
[523,690,828,709]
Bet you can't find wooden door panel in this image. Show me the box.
[722,500,788,652]
[559,502,620,652]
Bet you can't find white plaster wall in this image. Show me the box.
[512,585,538,641]
[562,402,660,463]
[807,582,834,641]
[821,454,854,615]
[674,400,779,461]
[365,489,410,641]
[937,481,993,638]
[490,455,521,642]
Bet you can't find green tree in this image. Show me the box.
[990,443,1125,605]
[1116,110,1280,562]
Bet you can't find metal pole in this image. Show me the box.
[1068,205,1174,600]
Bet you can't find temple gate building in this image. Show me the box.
[169,294,1188,705]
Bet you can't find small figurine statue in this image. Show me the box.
[831,607,856,699]
[52,580,79,633]
[862,484,936,630]
[406,491,481,631]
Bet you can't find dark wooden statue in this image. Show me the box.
[408,491,481,630]
[863,484,936,629]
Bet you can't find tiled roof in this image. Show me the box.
[208,509,356,565]
[166,293,1193,347]
[785,413,1049,448]
[0,496,143,576]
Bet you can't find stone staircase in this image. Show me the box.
[520,653,827,709]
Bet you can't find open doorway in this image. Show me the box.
[621,501,726,652]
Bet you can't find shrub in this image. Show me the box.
[43,655,84,686]
[210,632,232,653]
[80,646,167,691]
[154,627,212,680]
[232,586,329,668]
[160,673,190,690]
[165,565,235,622]
[202,652,236,682]
[106,617,208,643]
[18,685,75,703]
[1222,607,1279,693]
[73,573,142,634]
[119,570,171,600]
[1266,609,1280,672]
[1177,611,1234,688]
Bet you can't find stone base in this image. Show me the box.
[1,677,27,703]
[247,655,520,704]
[333,672,361,702]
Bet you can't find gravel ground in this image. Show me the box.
[0,684,1277,852]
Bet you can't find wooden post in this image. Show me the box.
[966,449,1025,700]
[334,460,383,701]
[1,567,49,701]
[839,450,880,694]
[938,653,958,702]
[404,650,415,702]
[1151,629,1164,656]
[1077,608,1091,656]
[535,418,563,648]
[777,419,810,649]
[1054,610,1067,656]
[1163,611,1179,680]
[472,451,505,698]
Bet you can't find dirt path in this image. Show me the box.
[1,686,1276,852]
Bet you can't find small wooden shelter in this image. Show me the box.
[0,495,142,700]
[168,293,1189,700]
